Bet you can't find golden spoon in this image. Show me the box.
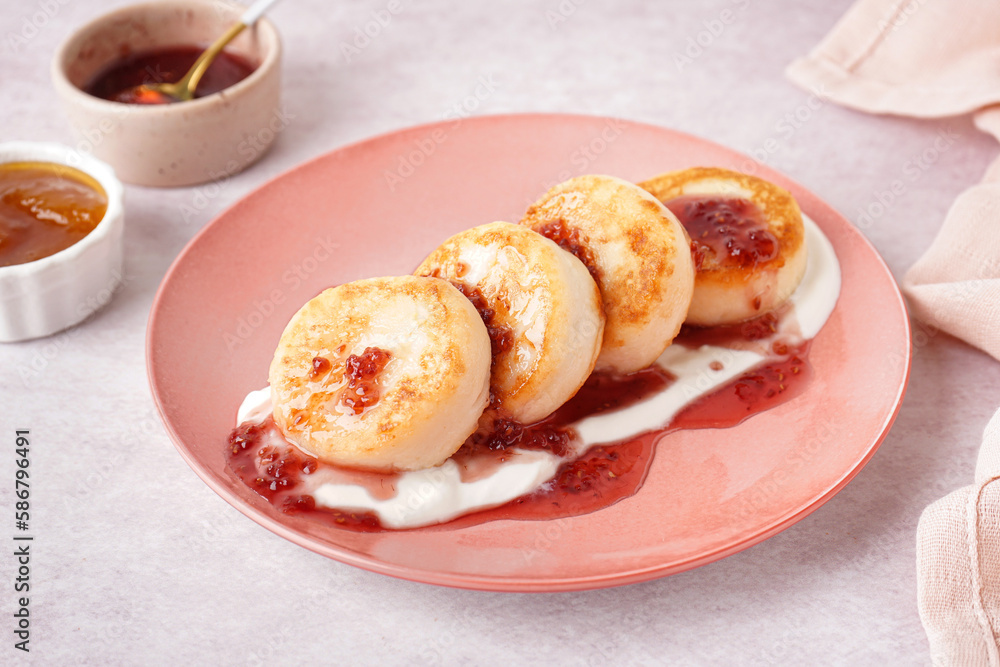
[127,0,281,103]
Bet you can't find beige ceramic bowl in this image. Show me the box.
[51,0,282,187]
[0,142,125,343]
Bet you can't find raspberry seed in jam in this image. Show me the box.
[340,347,392,415]
[665,195,778,269]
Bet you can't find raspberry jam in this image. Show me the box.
[457,366,672,464]
[672,343,810,429]
[534,219,601,281]
[227,421,384,531]
[451,369,672,525]
[675,310,782,348]
[670,309,812,423]
[447,281,514,368]
[459,417,573,460]
[84,46,256,104]
[227,422,315,501]
[340,347,392,415]
[310,356,332,379]
[664,195,778,269]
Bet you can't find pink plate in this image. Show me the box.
[147,113,910,592]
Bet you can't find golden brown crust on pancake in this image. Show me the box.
[415,221,604,423]
[521,175,695,373]
[639,167,807,325]
[269,275,491,471]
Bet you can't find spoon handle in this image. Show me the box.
[183,0,283,98]
[240,0,283,26]
[181,23,247,97]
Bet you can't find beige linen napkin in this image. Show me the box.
[786,0,1000,662]
[918,411,1000,665]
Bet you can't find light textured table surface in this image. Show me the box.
[4,0,999,664]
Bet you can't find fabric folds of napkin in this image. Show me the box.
[785,0,1000,663]
[917,410,1000,665]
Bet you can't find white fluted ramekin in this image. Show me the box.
[0,142,124,342]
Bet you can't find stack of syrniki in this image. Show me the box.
[266,167,807,472]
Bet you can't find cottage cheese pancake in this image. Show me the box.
[641,167,807,327]
[416,222,604,423]
[269,276,492,471]
[521,175,696,374]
